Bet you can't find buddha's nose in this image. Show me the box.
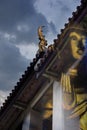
[77,39,85,51]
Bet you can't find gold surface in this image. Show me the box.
[69,32,85,59]
[60,29,87,130]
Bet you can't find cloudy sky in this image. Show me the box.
[0,0,81,105]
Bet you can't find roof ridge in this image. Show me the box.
[0,0,87,115]
[0,51,44,114]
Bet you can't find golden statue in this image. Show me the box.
[61,29,87,130]
[38,26,54,53]
[38,26,48,52]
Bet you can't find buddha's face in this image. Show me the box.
[69,32,85,59]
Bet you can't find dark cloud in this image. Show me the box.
[0,0,35,30]
[15,13,49,44]
[0,0,56,45]
[56,0,71,13]
[0,40,29,91]
[49,22,57,34]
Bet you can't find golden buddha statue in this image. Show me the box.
[61,29,87,130]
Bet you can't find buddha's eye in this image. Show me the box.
[71,36,77,41]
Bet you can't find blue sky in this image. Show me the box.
[0,0,81,105]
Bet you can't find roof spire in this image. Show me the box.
[38,26,48,52]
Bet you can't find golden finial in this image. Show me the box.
[38,26,48,52]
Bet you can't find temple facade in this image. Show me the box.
[0,0,87,130]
